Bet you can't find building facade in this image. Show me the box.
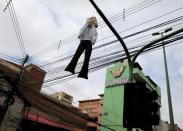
[51,91,73,107]
[161,120,183,131]
[78,94,104,131]
[0,58,88,131]
[100,60,161,131]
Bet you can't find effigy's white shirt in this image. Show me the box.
[78,24,98,44]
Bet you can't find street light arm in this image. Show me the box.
[132,28,183,66]
[88,0,131,61]
[89,0,133,81]
[129,28,183,82]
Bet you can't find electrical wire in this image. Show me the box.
[42,34,183,86]
[26,23,183,83]
[39,15,183,69]
[0,52,21,64]
[30,0,162,58]
[5,0,27,58]
[40,18,183,69]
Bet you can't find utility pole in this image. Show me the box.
[4,54,30,107]
[152,28,175,131]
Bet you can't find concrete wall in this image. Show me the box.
[51,91,73,107]
[0,97,25,131]
[78,97,103,131]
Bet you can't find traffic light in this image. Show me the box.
[123,82,160,130]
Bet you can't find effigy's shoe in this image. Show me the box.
[65,67,75,74]
[78,73,88,79]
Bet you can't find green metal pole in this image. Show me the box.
[89,0,133,82]
[132,28,183,76]
[162,33,175,131]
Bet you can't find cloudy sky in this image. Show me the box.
[1,0,183,128]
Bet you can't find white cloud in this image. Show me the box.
[178,66,183,76]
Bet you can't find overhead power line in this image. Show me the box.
[3,0,12,12]
[30,0,162,58]
[42,33,183,87]
[39,16,183,69]
[35,10,183,66]
[5,0,27,58]
[0,52,21,64]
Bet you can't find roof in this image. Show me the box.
[25,108,84,131]
[145,76,157,87]
[78,98,101,103]
[24,92,88,129]
[25,64,46,74]
[0,58,21,82]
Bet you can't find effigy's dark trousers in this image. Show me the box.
[65,40,92,79]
